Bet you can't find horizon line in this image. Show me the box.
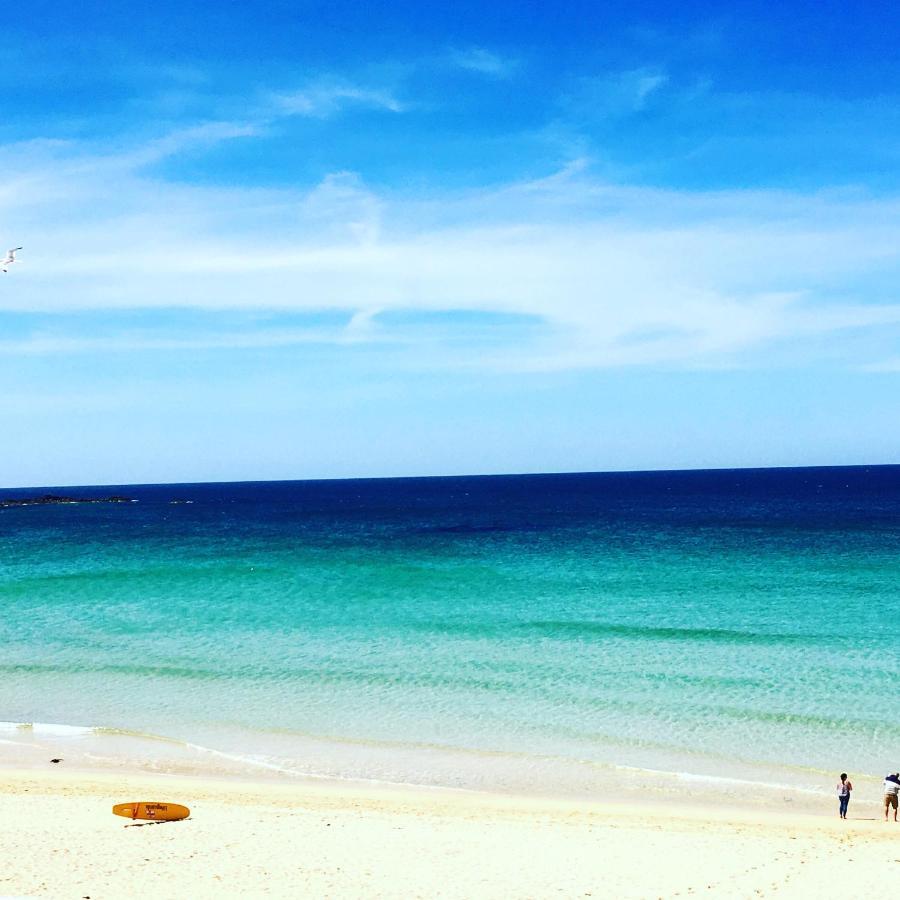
[2,460,898,493]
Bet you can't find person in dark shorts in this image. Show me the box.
[836,773,852,819]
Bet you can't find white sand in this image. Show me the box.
[1,768,897,899]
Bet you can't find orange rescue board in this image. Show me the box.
[113,802,190,821]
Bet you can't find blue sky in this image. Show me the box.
[2,0,899,486]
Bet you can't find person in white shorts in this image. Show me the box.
[883,773,900,821]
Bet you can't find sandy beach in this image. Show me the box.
[1,768,897,899]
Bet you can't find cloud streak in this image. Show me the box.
[564,67,669,119]
[3,124,900,372]
[449,47,519,79]
[273,82,404,117]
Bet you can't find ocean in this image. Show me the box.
[1,466,899,802]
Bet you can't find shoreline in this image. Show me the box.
[1,718,883,819]
[0,763,863,826]
[2,766,898,899]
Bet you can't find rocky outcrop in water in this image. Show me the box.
[0,494,135,509]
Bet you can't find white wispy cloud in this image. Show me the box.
[449,47,519,79]
[273,82,404,117]
[3,126,900,371]
[125,120,264,167]
[0,325,371,355]
[565,67,669,118]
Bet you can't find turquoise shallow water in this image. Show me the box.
[1,468,899,796]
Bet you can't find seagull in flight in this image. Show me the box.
[2,247,22,272]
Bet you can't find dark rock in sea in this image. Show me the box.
[0,494,136,509]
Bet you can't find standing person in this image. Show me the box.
[836,773,852,819]
[883,773,900,821]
